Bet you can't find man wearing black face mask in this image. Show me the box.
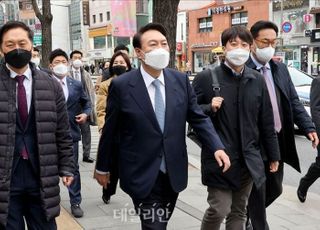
[0,21,75,229]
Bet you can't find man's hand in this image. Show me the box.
[94,171,110,189]
[214,150,231,173]
[269,161,279,173]
[307,131,319,149]
[75,113,88,124]
[211,97,224,112]
[62,176,74,187]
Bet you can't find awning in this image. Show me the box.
[310,7,320,14]
[212,46,224,54]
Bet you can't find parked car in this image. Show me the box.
[288,66,314,116]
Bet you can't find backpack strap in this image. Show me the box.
[209,67,220,97]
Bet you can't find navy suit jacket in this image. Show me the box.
[65,77,91,142]
[96,68,224,199]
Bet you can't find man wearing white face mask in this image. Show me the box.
[246,20,318,230]
[193,26,280,230]
[69,50,97,164]
[94,23,231,230]
[49,49,92,219]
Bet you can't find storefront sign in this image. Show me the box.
[311,29,320,42]
[303,14,312,23]
[273,0,309,11]
[305,29,312,37]
[191,42,218,48]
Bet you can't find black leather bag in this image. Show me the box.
[187,67,220,147]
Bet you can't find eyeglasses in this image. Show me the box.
[255,38,279,48]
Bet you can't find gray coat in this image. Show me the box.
[0,63,75,226]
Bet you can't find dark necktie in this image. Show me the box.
[152,79,166,173]
[261,66,282,132]
[16,75,29,159]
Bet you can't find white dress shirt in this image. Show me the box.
[8,64,32,112]
[53,75,69,101]
[140,65,166,110]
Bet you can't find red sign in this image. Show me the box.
[303,14,312,23]
[176,42,182,52]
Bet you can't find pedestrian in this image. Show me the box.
[96,51,132,205]
[193,26,280,230]
[0,21,75,229]
[297,76,320,202]
[246,20,318,230]
[69,50,97,163]
[90,63,95,75]
[49,49,92,218]
[94,22,230,230]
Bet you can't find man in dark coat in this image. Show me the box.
[246,20,318,230]
[193,26,280,230]
[94,23,231,230]
[0,21,74,229]
[297,77,320,202]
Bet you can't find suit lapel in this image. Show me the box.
[163,69,178,134]
[129,69,162,133]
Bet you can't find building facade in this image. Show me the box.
[188,0,269,73]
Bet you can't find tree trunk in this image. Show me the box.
[153,0,180,69]
[31,0,53,68]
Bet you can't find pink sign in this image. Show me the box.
[111,0,137,37]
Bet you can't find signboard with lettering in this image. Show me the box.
[33,34,42,46]
[273,0,308,11]
[82,1,90,26]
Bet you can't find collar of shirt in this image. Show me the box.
[224,61,244,77]
[250,53,271,71]
[53,75,67,85]
[7,64,32,81]
[140,64,165,88]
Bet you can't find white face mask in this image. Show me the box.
[144,48,170,70]
[255,46,275,64]
[225,48,250,67]
[53,63,69,76]
[31,57,40,66]
[73,59,83,69]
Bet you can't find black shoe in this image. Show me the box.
[297,187,306,203]
[83,156,94,163]
[71,204,84,218]
[102,195,110,204]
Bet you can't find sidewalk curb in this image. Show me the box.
[56,206,83,230]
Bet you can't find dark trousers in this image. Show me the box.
[7,159,56,230]
[132,171,178,230]
[80,121,91,158]
[299,156,320,195]
[68,142,82,205]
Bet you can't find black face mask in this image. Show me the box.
[112,65,127,76]
[4,48,32,69]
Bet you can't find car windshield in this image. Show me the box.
[288,67,313,87]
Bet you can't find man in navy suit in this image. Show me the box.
[94,23,230,230]
[49,49,91,218]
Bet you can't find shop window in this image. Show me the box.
[94,36,106,49]
[231,12,248,27]
[93,15,96,24]
[198,17,212,33]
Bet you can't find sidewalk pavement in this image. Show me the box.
[57,127,320,229]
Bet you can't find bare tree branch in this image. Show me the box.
[30,0,43,20]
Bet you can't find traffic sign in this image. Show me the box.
[282,21,292,33]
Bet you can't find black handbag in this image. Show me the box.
[187,67,220,147]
